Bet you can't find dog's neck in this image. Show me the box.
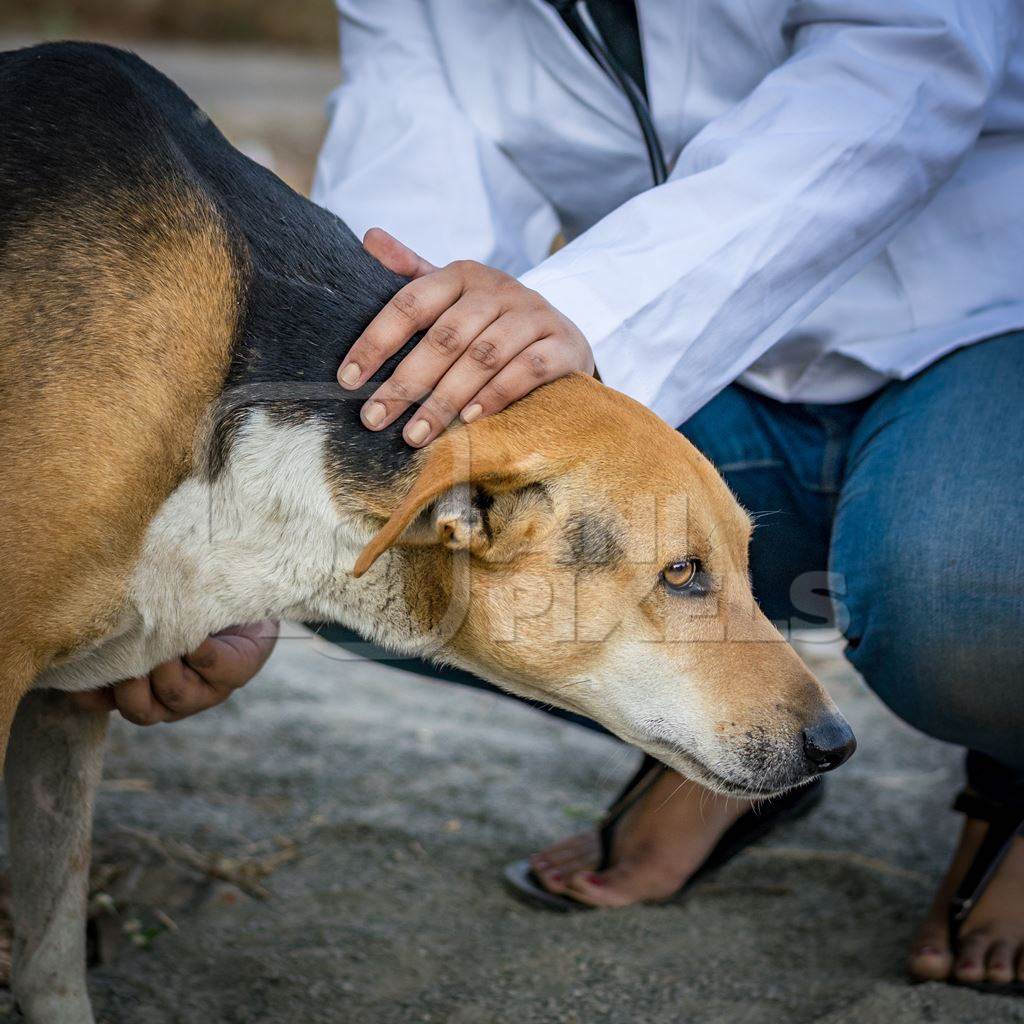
[150,408,409,646]
[37,403,429,692]
[207,255,424,490]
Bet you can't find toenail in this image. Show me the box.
[548,870,562,882]
[584,872,605,886]
[915,947,941,956]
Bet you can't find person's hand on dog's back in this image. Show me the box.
[70,620,279,725]
[339,228,595,447]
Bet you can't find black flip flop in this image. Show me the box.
[945,789,1024,996]
[504,755,824,912]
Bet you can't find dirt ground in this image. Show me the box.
[1,627,1021,1024]
[1,34,1022,1024]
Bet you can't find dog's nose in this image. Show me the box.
[802,714,856,773]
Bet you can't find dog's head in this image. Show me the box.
[352,374,854,797]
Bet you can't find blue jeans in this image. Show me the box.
[681,331,1024,799]
[319,331,1024,801]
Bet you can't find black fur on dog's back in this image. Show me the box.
[0,40,423,490]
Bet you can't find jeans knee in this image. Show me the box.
[843,590,943,728]
[840,556,1022,764]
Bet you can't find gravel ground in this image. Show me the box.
[2,627,1021,1024]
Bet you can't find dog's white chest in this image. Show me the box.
[34,413,398,691]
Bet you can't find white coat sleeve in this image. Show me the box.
[520,0,1019,424]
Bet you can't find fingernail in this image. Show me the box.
[461,403,483,423]
[339,362,361,387]
[584,872,605,887]
[405,419,430,445]
[362,401,386,427]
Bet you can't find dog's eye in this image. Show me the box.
[662,558,702,593]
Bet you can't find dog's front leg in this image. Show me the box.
[5,691,108,1024]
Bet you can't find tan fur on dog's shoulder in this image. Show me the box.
[0,181,239,757]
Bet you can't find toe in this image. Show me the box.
[953,932,990,985]
[528,831,595,871]
[533,863,569,893]
[530,833,598,871]
[533,845,602,894]
[562,857,686,909]
[984,940,1016,985]
[529,832,601,894]
[908,919,952,982]
[562,866,640,908]
[908,946,953,983]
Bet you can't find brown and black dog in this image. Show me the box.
[0,42,854,1024]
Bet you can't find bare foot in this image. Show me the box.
[909,818,1024,986]
[528,768,751,907]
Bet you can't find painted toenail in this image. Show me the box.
[585,872,605,886]
[548,870,562,882]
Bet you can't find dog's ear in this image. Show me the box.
[352,428,559,577]
[425,483,490,555]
